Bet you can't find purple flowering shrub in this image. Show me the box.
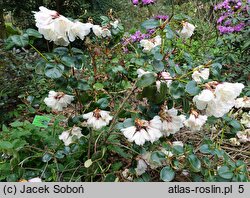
[213,0,250,82]
[132,0,156,6]
[214,0,249,34]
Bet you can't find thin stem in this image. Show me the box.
[29,43,49,62]
[88,129,93,159]
[103,81,138,144]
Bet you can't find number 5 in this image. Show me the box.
[238,185,244,193]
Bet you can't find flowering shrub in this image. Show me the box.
[1,4,249,182]
[214,0,249,34]
[213,0,250,82]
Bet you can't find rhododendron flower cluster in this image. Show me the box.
[179,22,195,39]
[140,35,162,52]
[33,6,111,46]
[121,117,163,146]
[159,107,186,136]
[44,91,74,111]
[214,0,249,34]
[59,126,83,146]
[192,66,210,83]
[184,111,207,132]
[82,109,113,130]
[193,82,244,118]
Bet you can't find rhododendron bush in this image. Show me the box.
[0,1,249,182]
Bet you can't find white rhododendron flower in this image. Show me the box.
[159,107,185,136]
[33,6,59,28]
[44,91,74,111]
[92,25,103,37]
[192,66,209,82]
[193,82,244,118]
[237,129,250,143]
[140,35,161,52]
[82,109,113,130]
[33,6,112,46]
[215,82,244,103]
[34,7,74,46]
[205,98,234,118]
[135,159,147,175]
[193,89,215,110]
[121,117,163,146]
[240,112,250,128]
[179,22,195,38]
[28,177,42,182]
[206,82,244,117]
[68,22,93,42]
[59,126,83,146]
[184,112,207,132]
[235,97,250,109]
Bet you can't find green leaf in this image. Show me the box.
[160,166,175,182]
[165,25,175,39]
[93,83,104,90]
[199,144,210,154]
[55,150,65,159]
[111,162,123,171]
[174,65,182,75]
[71,47,84,54]
[188,154,201,172]
[185,81,200,96]
[97,98,109,109]
[26,28,42,38]
[169,82,185,99]
[104,173,117,182]
[137,73,156,88]
[2,125,8,132]
[77,80,91,91]
[45,63,64,79]
[11,35,29,47]
[61,56,75,67]
[0,141,13,149]
[10,121,23,127]
[218,166,234,179]
[135,58,145,66]
[141,19,160,29]
[107,145,132,159]
[42,153,52,162]
[173,145,184,155]
[53,47,69,55]
[152,60,164,72]
[229,119,241,130]
[154,53,164,61]
[123,118,134,128]
[151,151,165,165]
